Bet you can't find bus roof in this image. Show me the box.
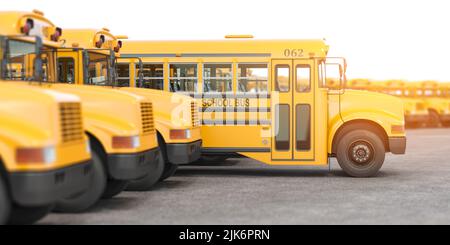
[120,39,329,59]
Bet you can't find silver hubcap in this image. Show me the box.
[351,143,372,164]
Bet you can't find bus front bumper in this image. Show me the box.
[440,114,450,123]
[405,114,428,124]
[107,147,159,180]
[389,137,406,154]
[8,160,93,207]
[166,140,202,164]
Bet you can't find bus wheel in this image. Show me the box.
[0,175,11,225]
[54,150,107,213]
[159,162,178,182]
[8,205,52,225]
[126,151,164,191]
[336,129,385,177]
[428,110,441,127]
[102,180,129,199]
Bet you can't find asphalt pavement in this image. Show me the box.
[39,128,450,225]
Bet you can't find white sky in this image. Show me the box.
[2,0,450,82]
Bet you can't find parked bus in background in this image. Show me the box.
[56,29,202,189]
[116,36,406,177]
[0,10,160,212]
[0,17,93,222]
[417,81,450,127]
[370,80,428,128]
[347,79,371,91]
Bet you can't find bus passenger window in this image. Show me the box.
[238,64,268,93]
[116,63,130,87]
[57,58,75,84]
[275,65,290,92]
[296,65,311,92]
[169,64,197,93]
[203,64,232,93]
[138,63,164,90]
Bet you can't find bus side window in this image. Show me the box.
[237,64,268,93]
[57,58,75,84]
[138,63,164,90]
[116,63,130,87]
[169,64,198,93]
[203,63,232,93]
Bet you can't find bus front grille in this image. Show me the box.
[59,102,84,143]
[191,101,200,127]
[141,102,155,134]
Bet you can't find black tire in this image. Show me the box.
[336,129,385,177]
[102,180,129,199]
[0,175,11,225]
[125,150,164,191]
[159,162,178,182]
[428,110,441,128]
[53,150,107,213]
[8,205,53,225]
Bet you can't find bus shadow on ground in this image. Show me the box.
[176,160,396,178]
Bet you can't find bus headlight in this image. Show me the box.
[112,136,141,149]
[170,129,191,140]
[16,146,56,165]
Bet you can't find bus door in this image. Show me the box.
[56,50,79,84]
[271,59,314,161]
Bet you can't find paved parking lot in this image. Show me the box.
[39,129,450,225]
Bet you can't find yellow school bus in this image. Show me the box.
[347,79,371,91]
[0,10,159,212]
[416,81,450,127]
[119,36,406,177]
[57,28,202,189]
[0,57,92,223]
[370,80,428,127]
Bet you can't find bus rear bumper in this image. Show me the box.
[107,147,159,180]
[166,140,202,164]
[389,137,406,154]
[8,160,93,207]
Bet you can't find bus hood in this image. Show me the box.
[340,89,405,124]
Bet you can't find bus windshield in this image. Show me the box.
[0,36,56,82]
[84,50,112,86]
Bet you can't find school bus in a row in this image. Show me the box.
[114,36,407,177]
[0,14,94,222]
[54,28,202,190]
[0,10,166,213]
